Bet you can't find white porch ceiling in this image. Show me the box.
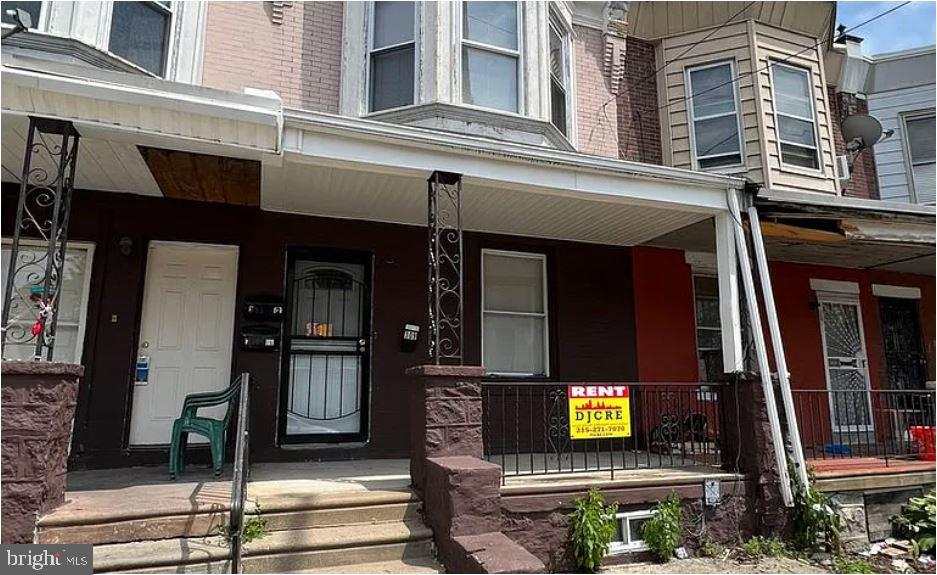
[1,114,161,195]
[262,161,712,247]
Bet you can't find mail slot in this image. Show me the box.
[243,296,284,321]
[241,324,280,351]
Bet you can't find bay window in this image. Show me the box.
[903,111,936,204]
[482,250,548,377]
[462,1,520,113]
[549,13,571,136]
[369,1,416,112]
[109,1,172,76]
[686,61,744,170]
[771,63,820,170]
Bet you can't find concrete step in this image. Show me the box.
[39,488,419,545]
[94,521,433,573]
[297,557,443,573]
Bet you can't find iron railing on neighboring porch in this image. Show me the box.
[229,372,251,574]
[792,388,936,465]
[482,382,725,480]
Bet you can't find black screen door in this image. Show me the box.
[280,248,371,443]
[879,297,927,391]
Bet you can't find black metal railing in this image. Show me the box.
[229,373,250,574]
[792,388,936,465]
[482,382,725,480]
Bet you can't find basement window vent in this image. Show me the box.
[607,510,654,555]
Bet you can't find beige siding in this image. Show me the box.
[752,22,837,194]
[659,21,765,183]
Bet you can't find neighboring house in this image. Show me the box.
[0,0,934,566]
[866,45,936,205]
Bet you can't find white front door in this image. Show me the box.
[818,295,874,433]
[129,242,239,446]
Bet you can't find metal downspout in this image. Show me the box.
[727,188,795,507]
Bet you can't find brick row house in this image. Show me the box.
[1,1,934,571]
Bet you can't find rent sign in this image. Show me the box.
[567,385,631,439]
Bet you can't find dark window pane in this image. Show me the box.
[463,1,517,50]
[690,64,735,118]
[1,1,40,26]
[778,115,816,147]
[906,115,935,164]
[109,1,170,75]
[694,114,741,158]
[373,1,414,49]
[370,45,415,112]
[780,143,819,169]
[551,79,567,135]
[699,154,742,169]
[462,46,518,112]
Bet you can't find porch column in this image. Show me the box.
[714,211,744,372]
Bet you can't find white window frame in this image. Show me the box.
[607,510,655,555]
[548,9,572,138]
[480,249,549,377]
[1,238,95,364]
[0,1,49,31]
[366,0,419,114]
[899,109,936,204]
[770,61,822,172]
[685,60,746,172]
[103,0,175,78]
[458,0,524,115]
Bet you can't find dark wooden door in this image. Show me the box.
[878,297,927,391]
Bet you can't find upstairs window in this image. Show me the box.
[549,14,571,136]
[109,1,172,76]
[903,112,936,204]
[771,63,819,170]
[369,1,416,112]
[462,1,520,113]
[687,61,744,169]
[482,250,548,377]
[1,1,41,27]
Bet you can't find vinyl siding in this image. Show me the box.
[868,83,936,204]
[752,22,837,194]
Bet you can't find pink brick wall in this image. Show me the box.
[617,37,662,165]
[574,25,620,158]
[201,1,343,113]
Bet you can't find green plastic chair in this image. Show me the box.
[169,376,244,479]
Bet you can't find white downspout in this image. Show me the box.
[727,188,794,507]
[748,203,810,489]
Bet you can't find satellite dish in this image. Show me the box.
[842,114,884,152]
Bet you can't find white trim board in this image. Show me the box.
[809,279,859,295]
[872,284,922,299]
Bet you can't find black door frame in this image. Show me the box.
[278,246,373,445]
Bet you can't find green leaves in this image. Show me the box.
[569,488,619,572]
[642,493,682,563]
[792,477,841,553]
[891,489,936,556]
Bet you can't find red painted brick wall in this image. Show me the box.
[573,25,620,158]
[828,87,880,199]
[617,37,663,164]
[201,1,343,113]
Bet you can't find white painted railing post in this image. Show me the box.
[726,188,794,507]
[715,212,744,373]
[747,204,810,490]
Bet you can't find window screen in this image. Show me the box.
[771,64,819,169]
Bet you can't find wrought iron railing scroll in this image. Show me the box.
[427,171,463,365]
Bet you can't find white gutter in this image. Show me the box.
[285,108,746,191]
[748,204,809,490]
[728,189,795,507]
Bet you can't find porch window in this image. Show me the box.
[608,510,654,554]
[482,250,548,377]
[1,1,41,27]
[369,1,416,112]
[771,63,820,170]
[549,12,571,136]
[686,61,744,170]
[1,240,94,363]
[109,1,172,76]
[462,1,520,113]
[694,275,724,382]
[903,111,936,204]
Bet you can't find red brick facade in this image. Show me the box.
[573,25,620,158]
[617,37,663,164]
[201,1,343,113]
[828,87,880,200]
